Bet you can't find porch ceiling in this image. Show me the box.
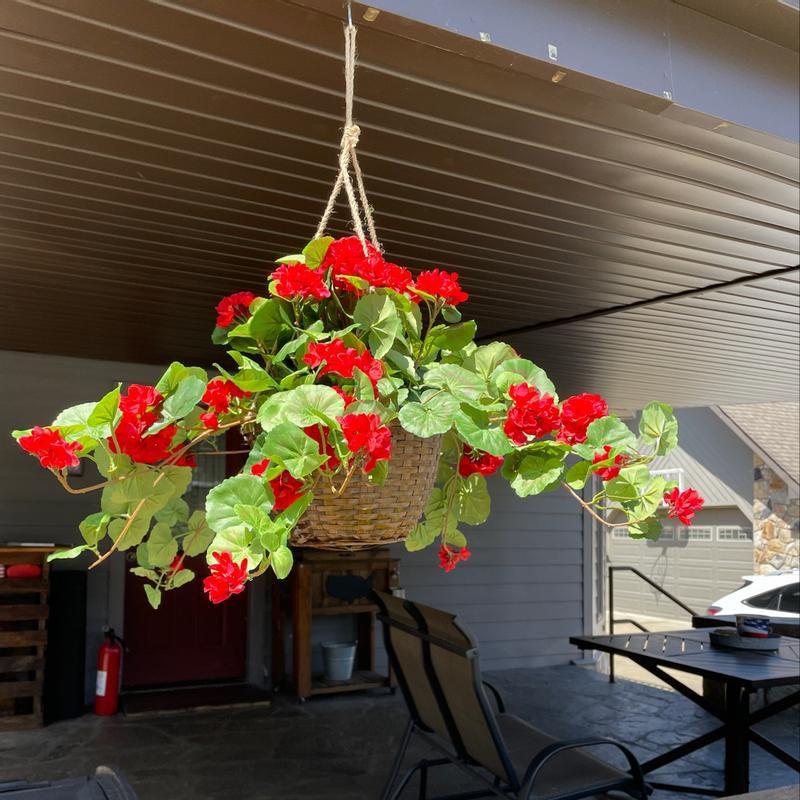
[0,0,797,412]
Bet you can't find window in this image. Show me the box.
[611,527,629,540]
[651,468,684,495]
[745,589,781,611]
[717,526,753,542]
[680,526,713,541]
[778,584,800,614]
[659,527,675,541]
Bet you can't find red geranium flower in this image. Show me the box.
[215,291,256,328]
[664,487,704,525]
[110,417,177,464]
[202,379,248,414]
[18,426,81,470]
[338,413,391,472]
[503,383,560,445]
[321,236,381,292]
[303,425,341,471]
[558,394,608,445]
[304,340,384,388]
[458,446,504,477]
[119,385,163,418]
[250,459,305,511]
[356,258,413,294]
[591,445,628,481]
[269,262,331,301]
[203,551,248,604]
[200,411,219,430]
[413,269,468,306]
[438,544,471,573]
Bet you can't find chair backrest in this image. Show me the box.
[374,592,517,787]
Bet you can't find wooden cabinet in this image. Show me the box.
[271,548,399,701]
[0,546,55,729]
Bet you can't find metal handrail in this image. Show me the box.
[607,565,699,683]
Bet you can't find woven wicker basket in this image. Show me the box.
[291,425,441,550]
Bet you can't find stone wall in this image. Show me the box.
[753,455,799,574]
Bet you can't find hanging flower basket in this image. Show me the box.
[10,19,705,608]
[292,423,441,550]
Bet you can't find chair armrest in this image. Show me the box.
[481,679,506,713]
[521,737,648,798]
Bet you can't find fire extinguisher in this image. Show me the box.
[95,627,125,716]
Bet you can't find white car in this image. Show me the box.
[708,571,799,619]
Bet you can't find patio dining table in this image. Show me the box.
[570,629,800,797]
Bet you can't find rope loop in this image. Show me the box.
[313,22,380,255]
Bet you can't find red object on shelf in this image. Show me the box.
[5,563,42,579]
[95,629,123,716]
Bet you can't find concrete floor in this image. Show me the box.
[0,665,797,799]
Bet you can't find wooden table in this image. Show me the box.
[571,629,800,797]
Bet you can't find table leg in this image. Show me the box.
[723,682,751,795]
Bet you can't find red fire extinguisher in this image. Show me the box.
[95,627,124,716]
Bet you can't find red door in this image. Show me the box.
[122,433,249,687]
[122,555,247,687]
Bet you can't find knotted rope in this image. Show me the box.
[313,20,381,255]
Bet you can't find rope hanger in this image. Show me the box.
[313,1,381,255]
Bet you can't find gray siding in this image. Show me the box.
[646,407,753,519]
[381,476,587,671]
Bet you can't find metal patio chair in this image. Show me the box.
[374,592,649,800]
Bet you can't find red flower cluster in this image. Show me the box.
[458,446,504,477]
[18,427,81,470]
[663,487,704,525]
[250,460,305,512]
[110,384,177,465]
[269,262,331,301]
[303,339,383,389]
[200,379,249,431]
[413,269,469,306]
[203,551,248,604]
[320,237,390,294]
[591,445,629,481]
[503,384,560,445]
[558,394,608,445]
[338,413,391,472]
[438,544,472,573]
[215,291,256,328]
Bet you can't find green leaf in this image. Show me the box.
[48,545,90,562]
[564,460,592,490]
[604,474,643,504]
[87,385,121,438]
[183,511,215,557]
[400,303,423,340]
[430,320,477,352]
[386,349,417,379]
[249,299,290,342]
[161,376,206,420]
[639,401,679,455]
[79,512,111,546]
[156,362,208,396]
[352,367,375,402]
[454,406,513,456]
[275,253,305,265]
[144,585,162,609]
[490,358,557,399]
[423,364,487,403]
[208,525,264,570]
[171,568,195,588]
[206,475,272,534]
[282,385,345,428]
[51,403,100,449]
[627,518,663,540]
[275,493,312,530]
[581,416,637,453]
[464,342,517,381]
[262,422,328,478]
[154,497,190,527]
[626,475,668,520]
[353,294,402,358]
[398,394,460,437]
[130,567,158,580]
[147,521,178,567]
[441,305,461,323]
[107,514,152,551]
[256,393,291,431]
[502,443,566,497]
[101,465,186,520]
[367,459,388,487]
[457,474,490,525]
[270,545,294,579]
[94,449,133,479]
[227,352,277,392]
[302,236,334,269]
